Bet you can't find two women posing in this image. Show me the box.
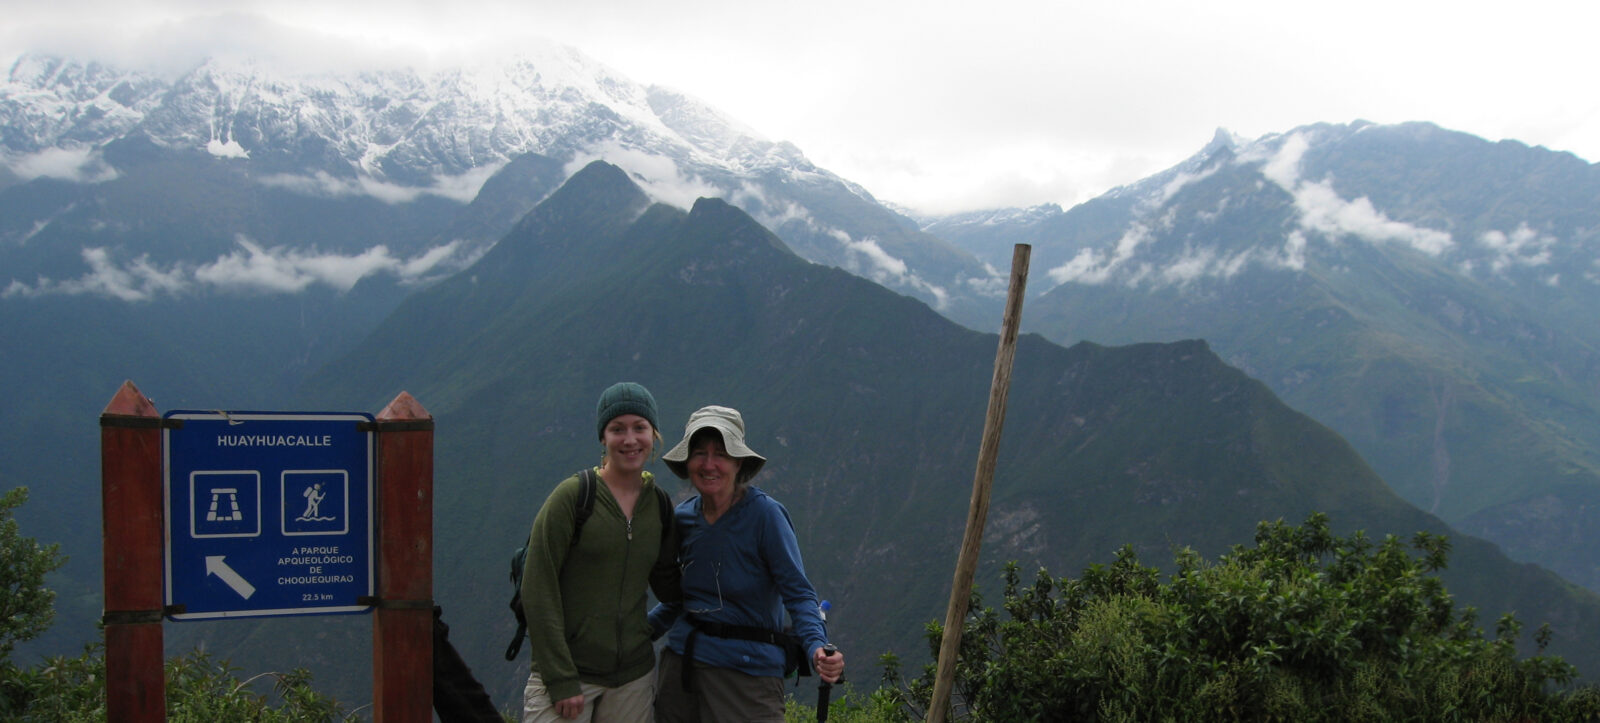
[519,383,845,723]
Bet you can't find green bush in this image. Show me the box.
[1,641,361,721]
[0,642,105,721]
[890,513,1600,722]
[783,681,908,722]
[0,487,64,662]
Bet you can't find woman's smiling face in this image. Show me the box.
[686,431,742,502]
[602,413,654,473]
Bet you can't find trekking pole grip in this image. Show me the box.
[817,643,839,722]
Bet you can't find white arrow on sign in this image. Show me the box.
[205,556,256,600]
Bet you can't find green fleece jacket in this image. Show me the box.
[520,469,680,702]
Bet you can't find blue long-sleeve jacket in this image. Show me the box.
[648,486,828,678]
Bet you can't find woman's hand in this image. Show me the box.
[813,645,845,684]
[555,693,586,720]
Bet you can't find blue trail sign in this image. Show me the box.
[163,411,374,620]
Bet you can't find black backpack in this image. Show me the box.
[504,468,674,661]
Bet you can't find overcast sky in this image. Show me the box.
[3,0,1596,215]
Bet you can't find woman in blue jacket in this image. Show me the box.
[650,405,845,722]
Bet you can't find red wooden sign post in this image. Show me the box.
[371,391,435,721]
[100,381,167,722]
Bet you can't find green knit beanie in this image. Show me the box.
[596,382,660,440]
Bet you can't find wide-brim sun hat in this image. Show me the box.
[662,405,766,480]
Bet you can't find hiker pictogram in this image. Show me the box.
[283,471,348,535]
[298,482,331,522]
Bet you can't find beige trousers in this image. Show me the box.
[522,668,655,723]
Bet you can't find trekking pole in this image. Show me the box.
[816,600,838,722]
[817,643,839,723]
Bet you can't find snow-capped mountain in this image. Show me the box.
[0,56,167,158]
[1,47,993,317]
[936,123,1599,306]
[3,48,786,185]
[930,120,1600,594]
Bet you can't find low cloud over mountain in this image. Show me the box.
[3,237,476,301]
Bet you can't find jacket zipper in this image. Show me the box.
[616,501,636,673]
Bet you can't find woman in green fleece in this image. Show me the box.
[519,382,681,722]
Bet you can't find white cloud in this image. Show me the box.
[255,164,501,204]
[351,176,421,205]
[3,236,473,300]
[1,247,185,301]
[1046,216,1311,290]
[195,236,470,292]
[195,238,317,292]
[1256,133,1306,188]
[1276,230,1308,271]
[399,239,475,280]
[845,237,907,278]
[1477,224,1555,274]
[734,183,820,231]
[725,185,960,306]
[1049,249,1108,286]
[839,235,950,309]
[919,281,950,310]
[1047,222,1152,286]
[1257,133,1453,256]
[4,146,120,183]
[1157,245,1258,286]
[257,171,353,197]
[260,171,424,202]
[961,262,1010,297]
[1153,162,1221,207]
[429,164,503,203]
[565,143,721,210]
[730,181,772,211]
[20,219,51,243]
[1293,180,1453,256]
[1159,247,1214,285]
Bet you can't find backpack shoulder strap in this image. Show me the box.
[572,468,598,546]
[652,484,673,540]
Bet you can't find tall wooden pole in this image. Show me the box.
[927,244,1031,723]
[100,381,166,722]
[371,391,435,722]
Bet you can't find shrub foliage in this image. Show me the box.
[0,488,63,662]
[2,641,362,721]
[886,513,1600,722]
